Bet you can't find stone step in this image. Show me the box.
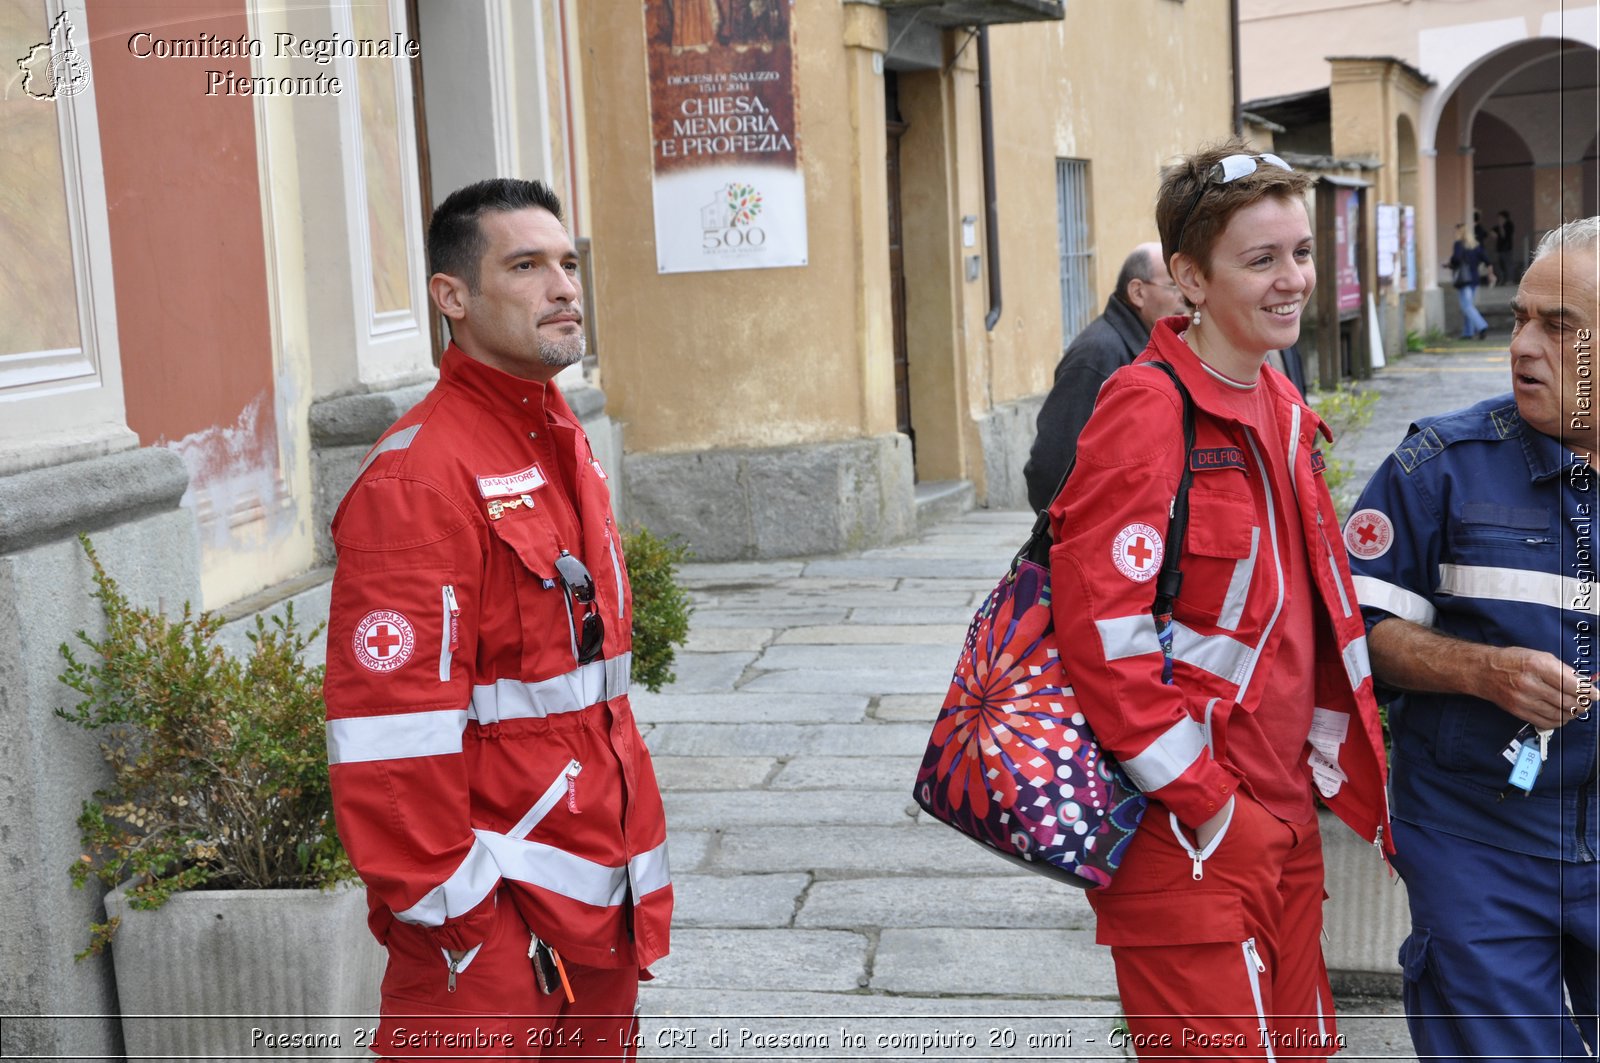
[912,479,975,531]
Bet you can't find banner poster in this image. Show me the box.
[1376,203,1399,282]
[1402,205,1417,294]
[1335,187,1361,315]
[644,0,807,274]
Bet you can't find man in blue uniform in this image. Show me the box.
[1346,217,1600,1060]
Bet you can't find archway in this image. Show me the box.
[1428,37,1599,283]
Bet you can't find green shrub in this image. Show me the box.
[1308,383,1379,515]
[58,536,353,957]
[1405,329,1424,353]
[624,526,693,693]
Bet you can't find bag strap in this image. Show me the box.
[1016,359,1197,681]
[1018,360,1196,564]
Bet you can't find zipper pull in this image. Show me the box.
[566,762,581,814]
[444,585,461,652]
[447,956,461,993]
[1372,824,1384,856]
[1245,938,1266,973]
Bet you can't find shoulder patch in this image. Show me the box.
[1489,404,1521,439]
[1112,523,1164,583]
[1344,509,1394,560]
[1394,426,1445,474]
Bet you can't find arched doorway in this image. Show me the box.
[1427,37,1599,293]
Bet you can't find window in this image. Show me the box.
[1056,158,1095,345]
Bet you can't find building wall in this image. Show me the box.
[986,1,1235,410]
[582,0,1233,544]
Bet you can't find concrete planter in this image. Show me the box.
[1320,810,1409,995]
[104,881,385,1059]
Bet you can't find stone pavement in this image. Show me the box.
[630,345,1514,1061]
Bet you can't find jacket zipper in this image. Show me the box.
[1237,431,1285,696]
[1316,512,1354,618]
[507,759,584,840]
[439,584,460,682]
[1242,938,1274,1061]
[1166,805,1233,880]
[606,518,625,619]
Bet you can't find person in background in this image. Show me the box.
[1493,209,1516,286]
[1449,223,1494,339]
[1022,242,1186,511]
[1346,216,1600,1061]
[1048,137,1389,1058]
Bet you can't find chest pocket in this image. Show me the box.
[1180,488,1260,632]
[1448,503,1555,558]
[488,512,580,673]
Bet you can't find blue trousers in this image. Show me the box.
[1456,284,1488,337]
[1391,818,1600,1061]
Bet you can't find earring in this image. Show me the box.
[1191,307,1202,327]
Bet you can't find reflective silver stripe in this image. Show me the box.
[1121,717,1207,792]
[1343,635,1372,690]
[355,424,419,480]
[393,836,499,926]
[1097,614,1161,660]
[1171,622,1253,686]
[477,831,630,907]
[325,709,467,765]
[628,842,671,898]
[1217,526,1260,631]
[468,654,633,724]
[1438,563,1590,612]
[1236,430,1285,697]
[608,531,625,619]
[1326,549,1354,618]
[1286,404,1303,488]
[1352,575,1437,625]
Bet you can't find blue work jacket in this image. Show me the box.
[1347,394,1599,862]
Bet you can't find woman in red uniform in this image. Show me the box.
[1048,138,1389,1058]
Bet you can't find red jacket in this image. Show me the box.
[1048,319,1390,849]
[324,345,671,971]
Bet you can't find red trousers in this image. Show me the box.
[376,892,639,1062]
[1088,793,1338,1060]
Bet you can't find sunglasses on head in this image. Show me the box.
[1172,152,1294,259]
[554,551,604,664]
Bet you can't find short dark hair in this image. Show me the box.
[427,179,565,293]
[1156,137,1312,275]
[1114,245,1158,303]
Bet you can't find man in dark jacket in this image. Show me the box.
[1023,242,1184,512]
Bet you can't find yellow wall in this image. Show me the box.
[985,2,1235,408]
[581,2,1233,468]
[580,1,891,455]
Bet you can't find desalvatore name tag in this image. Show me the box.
[477,463,548,499]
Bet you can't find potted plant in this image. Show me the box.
[58,536,382,1059]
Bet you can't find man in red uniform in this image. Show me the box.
[324,179,670,1061]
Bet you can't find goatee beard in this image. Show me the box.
[538,332,586,369]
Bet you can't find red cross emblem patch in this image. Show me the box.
[1111,522,1164,583]
[1344,509,1394,560]
[352,609,416,673]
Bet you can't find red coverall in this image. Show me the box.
[1049,319,1389,1058]
[325,345,670,1061]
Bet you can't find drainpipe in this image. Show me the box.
[1230,0,1242,135]
[978,26,1001,331]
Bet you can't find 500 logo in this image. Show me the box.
[700,182,767,252]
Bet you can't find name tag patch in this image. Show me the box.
[477,463,547,499]
[1310,449,1327,474]
[1190,447,1246,473]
